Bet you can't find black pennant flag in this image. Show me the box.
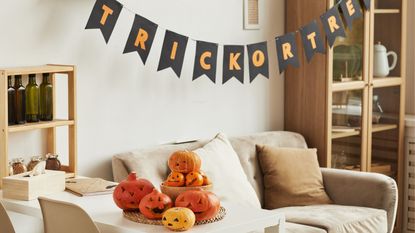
[320,6,346,48]
[193,41,218,83]
[361,0,371,10]
[247,42,269,82]
[300,20,325,62]
[340,0,363,29]
[123,14,158,65]
[223,45,244,84]
[85,0,122,43]
[157,30,189,78]
[275,32,299,74]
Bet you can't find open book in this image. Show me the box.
[65,178,118,196]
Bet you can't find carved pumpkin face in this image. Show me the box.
[162,207,195,231]
[185,172,203,187]
[168,151,201,173]
[113,172,154,210]
[199,170,212,186]
[139,189,173,220]
[164,172,185,187]
[175,190,220,221]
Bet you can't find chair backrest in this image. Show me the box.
[38,197,100,233]
[0,201,16,233]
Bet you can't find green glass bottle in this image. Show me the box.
[40,73,53,121]
[7,76,16,125]
[26,74,39,122]
[14,75,26,124]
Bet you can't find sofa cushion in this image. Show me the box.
[273,205,388,233]
[285,222,327,233]
[257,146,332,209]
[193,133,261,208]
[228,131,308,206]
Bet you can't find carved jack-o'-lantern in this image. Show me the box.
[168,151,201,173]
[162,207,195,231]
[175,190,220,221]
[185,171,203,187]
[139,189,173,220]
[164,171,185,187]
[199,170,212,186]
[113,172,154,210]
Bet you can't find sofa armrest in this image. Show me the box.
[321,168,398,233]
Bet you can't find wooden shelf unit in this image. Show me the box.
[285,0,406,231]
[0,64,77,188]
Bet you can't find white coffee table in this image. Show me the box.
[0,191,285,233]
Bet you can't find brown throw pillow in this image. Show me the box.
[257,145,332,209]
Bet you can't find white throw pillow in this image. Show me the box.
[193,133,261,208]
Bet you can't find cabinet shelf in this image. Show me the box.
[371,123,398,133]
[332,124,398,139]
[372,77,402,88]
[332,81,366,92]
[374,9,400,14]
[332,130,360,139]
[8,120,75,133]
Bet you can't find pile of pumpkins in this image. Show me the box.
[163,150,212,187]
[112,150,220,232]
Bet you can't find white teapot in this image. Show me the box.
[373,42,397,77]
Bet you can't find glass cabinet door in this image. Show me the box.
[331,90,366,170]
[332,18,365,83]
[368,86,401,178]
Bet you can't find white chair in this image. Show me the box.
[38,197,100,233]
[0,200,16,233]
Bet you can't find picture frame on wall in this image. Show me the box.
[244,0,260,30]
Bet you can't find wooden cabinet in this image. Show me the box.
[0,65,77,188]
[285,0,406,231]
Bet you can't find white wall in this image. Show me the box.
[0,0,285,180]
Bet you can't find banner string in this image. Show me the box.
[118,0,345,46]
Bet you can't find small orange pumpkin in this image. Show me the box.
[164,172,185,187]
[162,207,195,231]
[168,150,201,173]
[199,170,212,186]
[185,172,204,187]
[139,189,173,220]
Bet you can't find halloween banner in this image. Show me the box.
[340,0,363,29]
[85,0,122,43]
[247,42,269,82]
[193,41,218,83]
[157,30,189,78]
[300,20,325,63]
[86,0,372,84]
[223,45,244,84]
[123,14,158,65]
[275,32,299,74]
[320,6,346,48]
[361,0,371,10]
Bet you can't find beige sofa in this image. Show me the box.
[112,131,398,233]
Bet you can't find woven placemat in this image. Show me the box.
[123,206,226,225]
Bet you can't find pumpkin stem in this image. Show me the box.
[127,171,137,181]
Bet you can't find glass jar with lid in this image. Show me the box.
[10,158,27,175]
[45,153,61,170]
